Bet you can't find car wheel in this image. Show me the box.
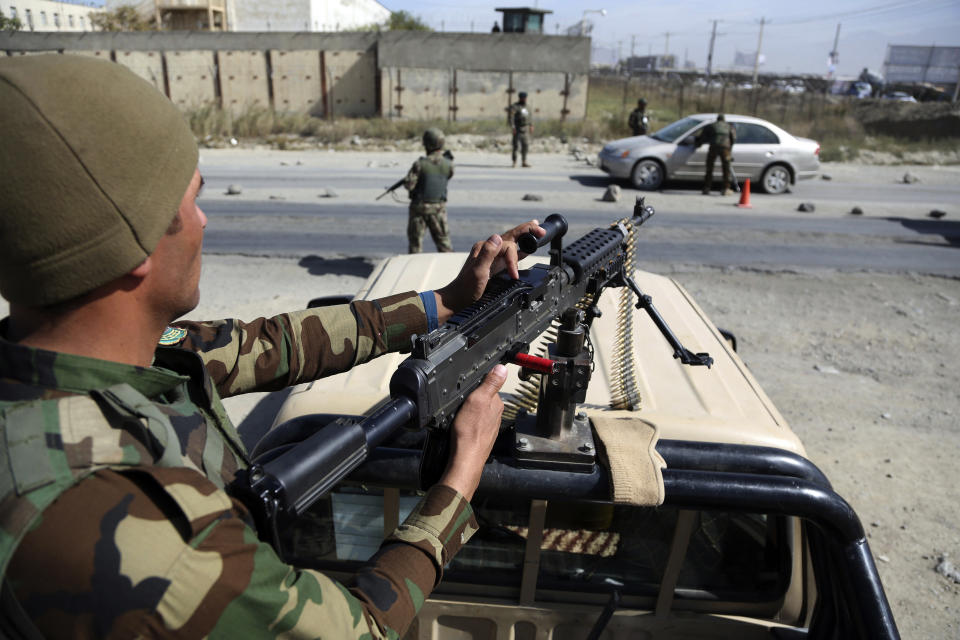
[631,159,664,191]
[760,164,791,194]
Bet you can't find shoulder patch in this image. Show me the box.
[159,326,187,346]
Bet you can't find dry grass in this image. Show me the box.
[187,79,958,162]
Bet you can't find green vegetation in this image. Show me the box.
[0,9,23,31]
[186,76,958,162]
[359,10,432,32]
[386,10,431,31]
[90,5,154,31]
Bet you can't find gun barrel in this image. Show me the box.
[246,396,417,519]
[518,213,568,254]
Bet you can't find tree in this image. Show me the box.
[0,9,23,31]
[387,10,431,31]
[89,5,154,32]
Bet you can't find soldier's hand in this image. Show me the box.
[438,365,507,500]
[434,220,545,321]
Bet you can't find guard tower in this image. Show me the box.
[495,7,552,34]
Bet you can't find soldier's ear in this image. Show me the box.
[129,257,152,280]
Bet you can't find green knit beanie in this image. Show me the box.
[0,54,199,306]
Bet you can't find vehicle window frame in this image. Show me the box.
[285,485,795,615]
[732,122,781,145]
[650,117,704,143]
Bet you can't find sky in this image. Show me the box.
[380,0,960,76]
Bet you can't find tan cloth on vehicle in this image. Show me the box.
[591,415,667,506]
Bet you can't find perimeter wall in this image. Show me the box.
[0,31,589,121]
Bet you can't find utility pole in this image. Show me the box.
[751,17,765,87]
[663,31,670,62]
[828,23,841,77]
[706,20,718,78]
[618,40,623,72]
[751,17,766,115]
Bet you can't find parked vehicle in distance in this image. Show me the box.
[883,91,918,103]
[597,113,820,194]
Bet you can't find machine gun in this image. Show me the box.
[232,198,712,554]
[376,150,455,200]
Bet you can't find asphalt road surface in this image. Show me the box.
[197,150,960,276]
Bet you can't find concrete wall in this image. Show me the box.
[229,0,389,32]
[456,71,512,120]
[218,49,270,112]
[115,49,165,93]
[324,49,377,117]
[165,49,217,108]
[0,31,590,120]
[232,0,309,32]
[382,68,582,121]
[270,49,322,114]
[309,0,389,32]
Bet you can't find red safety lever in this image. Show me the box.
[510,352,559,375]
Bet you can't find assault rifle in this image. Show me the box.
[232,198,712,554]
[375,150,455,200]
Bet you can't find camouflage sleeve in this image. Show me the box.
[6,467,477,639]
[173,292,427,398]
[403,159,420,192]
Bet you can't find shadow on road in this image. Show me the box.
[569,174,612,188]
[298,255,376,277]
[456,163,514,169]
[886,217,960,248]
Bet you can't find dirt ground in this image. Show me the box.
[662,264,960,639]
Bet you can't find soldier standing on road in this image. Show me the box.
[404,127,454,253]
[696,113,737,195]
[0,54,545,639]
[628,98,650,136]
[508,91,533,168]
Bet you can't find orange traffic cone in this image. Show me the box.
[736,178,752,208]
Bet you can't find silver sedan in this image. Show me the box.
[597,114,820,194]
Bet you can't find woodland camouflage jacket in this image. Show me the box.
[0,291,479,639]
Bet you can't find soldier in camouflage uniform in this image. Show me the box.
[695,113,737,195]
[508,91,533,168]
[0,55,544,639]
[404,128,454,253]
[628,98,650,136]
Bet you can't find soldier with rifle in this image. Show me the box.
[508,91,533,168]
[628,98,650,136]
[0,54,544,639]
[404,128,454,253]
[696,113,737,196]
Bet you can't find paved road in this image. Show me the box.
[197,151,960,276]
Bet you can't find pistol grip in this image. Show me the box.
[418,430,451,491]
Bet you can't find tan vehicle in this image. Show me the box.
[239,202,899,640]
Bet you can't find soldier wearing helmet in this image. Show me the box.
[628,98,650,136]
[403,127,455,253]
[508,90,533,167]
